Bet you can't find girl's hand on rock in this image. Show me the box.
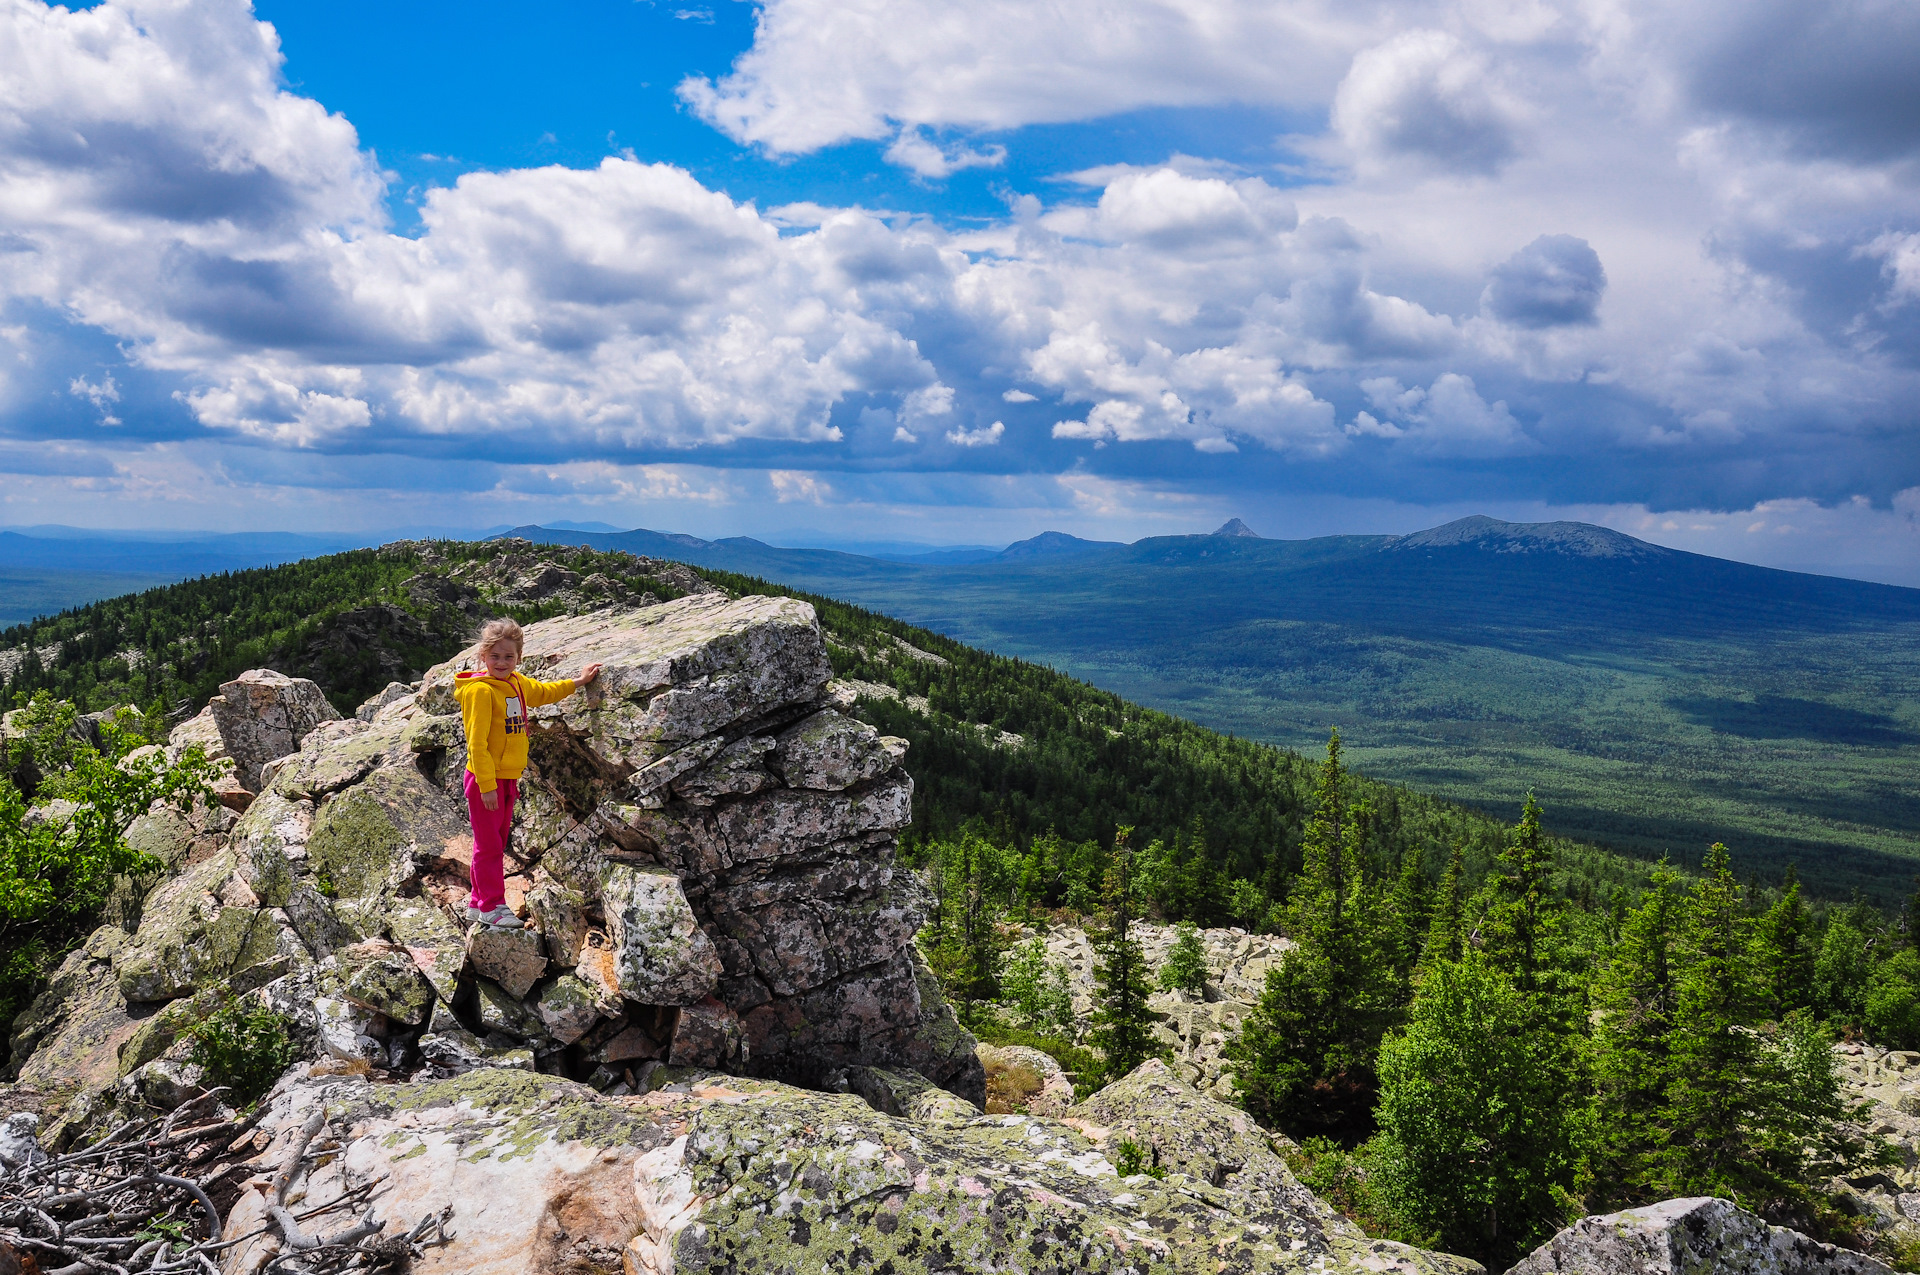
[580,662,604,685]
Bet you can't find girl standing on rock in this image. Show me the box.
[455,618,601,929]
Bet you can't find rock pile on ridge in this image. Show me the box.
[6,588,980,1144]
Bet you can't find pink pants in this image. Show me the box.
[463,772,518,912]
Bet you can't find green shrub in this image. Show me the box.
[1112,1136,1164,1178]
[187,1000,298,1105]
[1159,922,1208,994]
[999,937,1076,1033]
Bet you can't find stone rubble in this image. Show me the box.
[1011,920,1293,1100]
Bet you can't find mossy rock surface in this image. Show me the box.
[659,1076,1482,1275]
[110,851,296,1002]
[307,765,465,898]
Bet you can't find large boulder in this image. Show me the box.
[207,668,341,790]
[1511,1197,1893,1275]
[109,850,304,1003]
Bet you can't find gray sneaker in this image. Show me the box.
[467,905,523,930]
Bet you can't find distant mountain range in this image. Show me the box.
[498,515,1920,888]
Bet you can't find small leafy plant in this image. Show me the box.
[1159,922,1208,994]
[1112,1136,1165,1179]
[187,999,298,1106]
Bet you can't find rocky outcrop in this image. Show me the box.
[218,1061,1479,1275]
[1511,1197,1893,1275]
[8,588,981,1141]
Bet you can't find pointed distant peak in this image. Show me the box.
[1212,517,1260,538]
[1389,515,1669,560]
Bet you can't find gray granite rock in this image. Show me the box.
[772,708,905,790]
[1511,1197,1892,1275]
[600,864,724,1006]
[467,926,548,1001]
[207,668,340,790]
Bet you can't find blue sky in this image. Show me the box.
[0,0,1917,581]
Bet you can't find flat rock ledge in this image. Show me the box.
[1512,1197,1894,1275]
[217,1060,1480,1275]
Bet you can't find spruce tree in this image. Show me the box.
[1227,731,1397,1136]
[1663,842,1766,1198]
[1481,793,1560,996]
[1420,842,1468,974]
[1754,864,1815,1019]
[1589,859,1684,1200]
[1091,829,1158,1081]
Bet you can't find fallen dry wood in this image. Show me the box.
[0,1094,452,1275]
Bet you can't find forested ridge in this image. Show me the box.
[5,539,1660,910]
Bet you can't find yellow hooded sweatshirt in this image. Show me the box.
[454,669,578,793]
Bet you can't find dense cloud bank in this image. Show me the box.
[0,0,1916,530]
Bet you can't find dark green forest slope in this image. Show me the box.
[498,518,1920,897]
[2,538,1656,914]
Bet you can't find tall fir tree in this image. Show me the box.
[1227,731,1398,1136]
[1755,864,1815,1019]
[1481,793,1561,996]
[1090,828,1158,1081]
[1420,842,1468,975]
[1589,859,1685,1201]
[1663,842,1766,1198]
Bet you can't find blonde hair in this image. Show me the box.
[478,617,525,657]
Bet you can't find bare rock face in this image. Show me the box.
[1512,1197,1893,1275]
[206,668,341,791]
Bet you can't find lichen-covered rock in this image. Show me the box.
[475,977,546,1043]
[225,1069,675,1275]
[533,974,603,1046]
[332,942,437,1026]
[227,790,310,907]
[842,1064,983,1123]
[356,681,414,721]
[668,997,743,1069]
[8,927,138,1095]
[771,709,905,790]
[418,1027,534,1076]
[313,995,383,1063]
[306,765,467,898]
[1072,1059,1341,1231]
[466,926,548,1001]
[385,902,468,1003]
[600,863,723,1006]
[208,668,340,790]
[523,881,591,965]
[217,1065,1475,1275]
[110,851,301,1003]
[633,1074,1478,1275]
[418,593,834,762]
[1511,1197,1892,1275]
